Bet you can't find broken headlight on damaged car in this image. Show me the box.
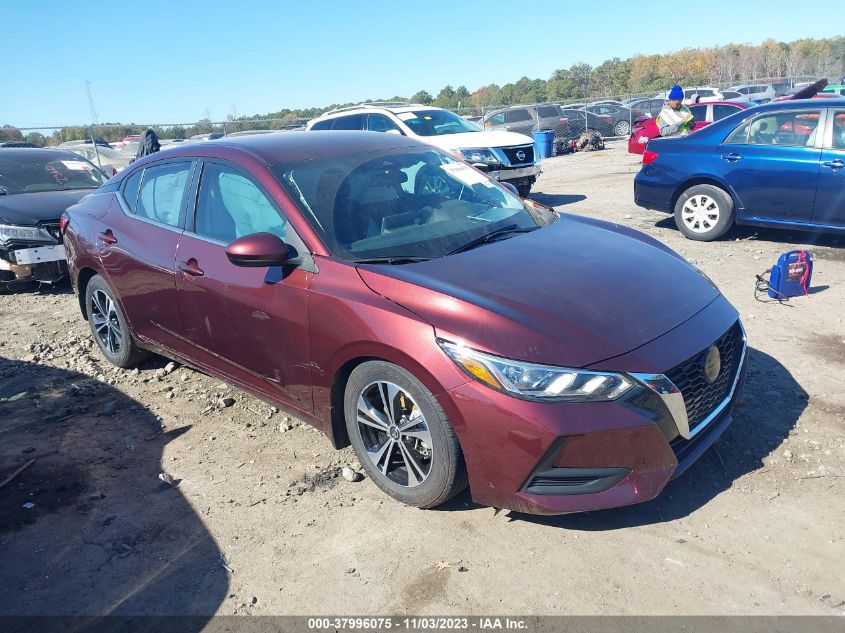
[438,340,633,402]
[0,225,56,245]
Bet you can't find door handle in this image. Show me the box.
[720,153,743,162]
[177,259,204,277]
[97,229,117,245]
[822,159,844,170]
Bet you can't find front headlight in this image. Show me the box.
[438,340,634,402]
[458,148,501,165]
[0,224,56,245]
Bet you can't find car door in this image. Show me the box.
[504,108,535,135]
[812,109,845,228]
[97,159,194,349]
[713,108,823,223]
[175,160,314,411]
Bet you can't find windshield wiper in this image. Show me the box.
[352,256,431,265]
[446,224,539,256]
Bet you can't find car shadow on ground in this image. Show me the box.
[506,347,806,530]
[529,193,587,207]
[654,216,845,254]
[0,358,227,624]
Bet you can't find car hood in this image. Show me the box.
[357,215,721,368]
[420,130,535,152]
[0,190,94,225]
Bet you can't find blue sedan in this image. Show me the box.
[634,98,845,241]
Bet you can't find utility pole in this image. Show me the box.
[85,80,103,171]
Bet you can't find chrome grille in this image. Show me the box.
[501,145,534,165]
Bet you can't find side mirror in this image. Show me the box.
[500,182,520,197]
[225,232,289,267]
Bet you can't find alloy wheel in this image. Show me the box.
[614,120,630,136]
[356,381,433,487]
[681,194,720,233]
[90,289,123,355]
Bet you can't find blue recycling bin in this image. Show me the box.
[532,130,555,159]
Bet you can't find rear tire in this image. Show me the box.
[344,361,467,509]
[85,275,149,368]
[614,120,631,136]
[673,184,735,241]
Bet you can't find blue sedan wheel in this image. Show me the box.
[673,184,734,241]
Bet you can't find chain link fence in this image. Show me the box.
[8,74,837,170]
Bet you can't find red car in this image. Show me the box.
[63,132,746,515]
[628,101,750,154]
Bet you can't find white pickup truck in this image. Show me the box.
[306,104,540,197]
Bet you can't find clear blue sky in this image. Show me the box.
[2,0,841,127]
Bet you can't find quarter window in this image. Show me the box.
[121,169,142,212]
[537,106,560,118]
[135,162,191,227]
[194,163,287,244]
[726,110,821,147]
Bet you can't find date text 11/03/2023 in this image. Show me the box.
[307,617,529,630]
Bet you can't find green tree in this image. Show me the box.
[410,90,433,105]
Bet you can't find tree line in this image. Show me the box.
[3,35,842,146]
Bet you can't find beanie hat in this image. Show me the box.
[668,84,684,100]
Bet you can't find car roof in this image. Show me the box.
[130,131,431,167]
[317,104,439,118]
[755,97,845,109]
[0,147,92,160]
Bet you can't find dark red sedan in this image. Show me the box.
[63,132,747,515]
[628,101,750,155]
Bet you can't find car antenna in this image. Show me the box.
[86,80,103,172]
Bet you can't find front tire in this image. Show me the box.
[85,275,148,368]
[344,361,467,508]
[614,120,630,136]
[673,184,734,241]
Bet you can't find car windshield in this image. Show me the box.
[272,147,555,262]
[0,155,108,194]
[399,110,481,136]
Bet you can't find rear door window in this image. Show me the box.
[713,104,742,121]
[689,105,708,121]
[832,112,845,150]
[330,115,365,130]
[135,162,192,227]
[367,114,402,133]
[506,109,532,123]
[310,119,333,131]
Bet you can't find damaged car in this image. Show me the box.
[0,148,108,291]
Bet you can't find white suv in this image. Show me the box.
[306,103,540,196]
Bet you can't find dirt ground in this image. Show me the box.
[1,141,843,618]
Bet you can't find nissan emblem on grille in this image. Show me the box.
[703,345,721,384]
[515,150,526,162]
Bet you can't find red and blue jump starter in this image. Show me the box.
[756,250,813,301]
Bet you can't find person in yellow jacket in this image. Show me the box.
[656,84,696,138]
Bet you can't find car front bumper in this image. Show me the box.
[440,295,746,515]
[485,165,541,183]
[0,244,68,287]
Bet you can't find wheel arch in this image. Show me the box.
[324,342,468,450]
[76,266,99,320]
[670,176,740,213]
